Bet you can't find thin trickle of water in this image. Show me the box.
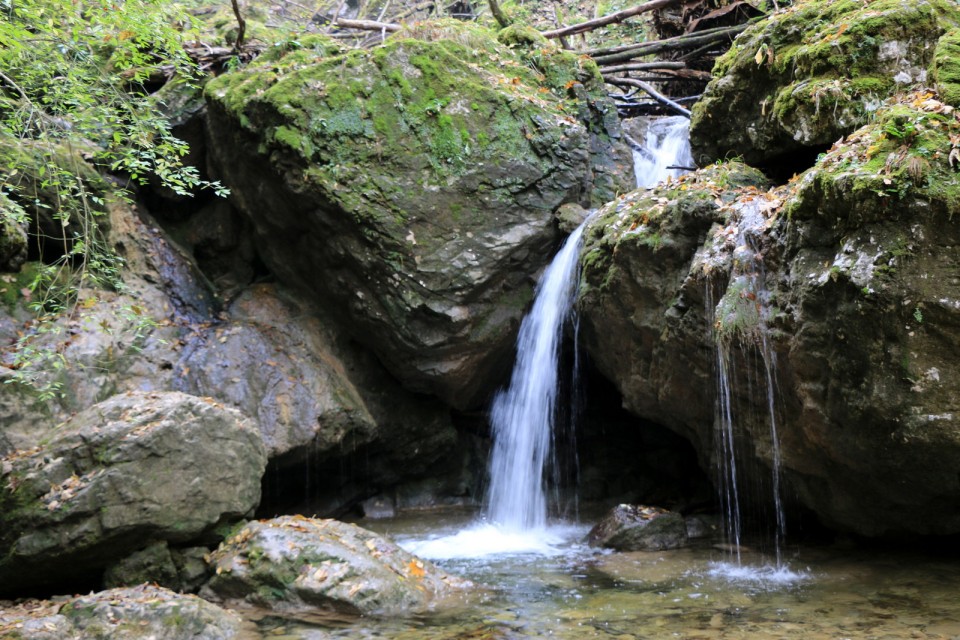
[484,221,589,532]
[709,199,788,566]
[632,116,694,188]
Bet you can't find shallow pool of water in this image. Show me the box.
[257,511,960,639]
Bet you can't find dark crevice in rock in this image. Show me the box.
[575,363,715,516]
[755,142,832,185]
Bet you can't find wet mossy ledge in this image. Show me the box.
[203,20,633,409]
[690,0,960,168]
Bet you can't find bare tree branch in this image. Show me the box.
[604,76,692,117]
[334,17,402,31]
[541,0,682,39]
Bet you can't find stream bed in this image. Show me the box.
[254,510,960,639]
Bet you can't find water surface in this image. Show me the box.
[256,511,960,639]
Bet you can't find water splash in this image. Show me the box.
[632,116,694,188]
[485,221,589,532]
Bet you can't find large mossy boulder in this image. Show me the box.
[204,23,633,409]
[579,92,960,536]
[690,0,960,167]
[0,585,247,639]
[202,516,469,617]
[0,391,267,596]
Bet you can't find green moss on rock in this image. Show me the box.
[786,90,960,226]
[933,28,960,106]
[691,0,960,165]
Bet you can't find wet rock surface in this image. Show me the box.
[202,515,470,617]
[580,92,960,536]
[587,504,689,551]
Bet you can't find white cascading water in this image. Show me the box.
[406,116,698,560]
[633,116,693,188]
[484,222,588,532]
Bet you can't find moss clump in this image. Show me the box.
[692,0,960,164]
[785,90,960,226]
[255,34,347,66]
[933,28,960,106]
[205,24,588,232]
[580,162,770,291]
[497,23,550,49]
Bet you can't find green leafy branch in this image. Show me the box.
[0,0,228,397]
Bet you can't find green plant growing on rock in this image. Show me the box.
[0,0,227,397]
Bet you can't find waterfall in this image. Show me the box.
[484,222,588,532]
[632,116,693,188]
[484,115,693,533]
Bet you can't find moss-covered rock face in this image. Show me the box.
[690,0,960,167]
[0,391,267,596]
[204,23,633,408]
[579,92,960,536]
[202,516,470,618]
[932,28,960,106]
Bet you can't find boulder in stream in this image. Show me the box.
[202,515,470,617]
[204,22,633,409]
[579,91,960,537]
[587,504,689,551]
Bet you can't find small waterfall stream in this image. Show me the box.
[484,222,588,532]
[632,116,693,187]
[710,198,789,569]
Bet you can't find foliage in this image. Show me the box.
[0,0,226,396]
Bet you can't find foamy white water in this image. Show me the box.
[401,522,587,560]
[707,560,810,586]
[633,116,694,188]
[484,222,589,532]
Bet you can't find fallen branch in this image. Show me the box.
[599,60,688,73]
[604,76,691,117]
[592,23,747,66]
[584,23,739,57]
[334,17,402,31]
[541,0,682,39]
